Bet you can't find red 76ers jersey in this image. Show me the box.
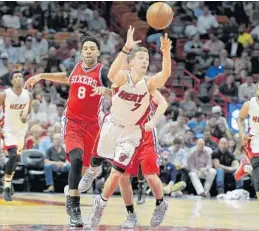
[64,62,108,125]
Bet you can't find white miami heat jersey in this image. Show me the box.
[248,97,259,136]
[110,72,151,126]
[3,88,30,133]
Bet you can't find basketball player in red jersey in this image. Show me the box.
[24,36,112,227]
[83,27,172,229]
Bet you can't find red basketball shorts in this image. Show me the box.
[125,130,160,176]
[62,118,100,167]
[245,134,259,159]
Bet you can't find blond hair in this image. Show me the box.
[127,47,148,63]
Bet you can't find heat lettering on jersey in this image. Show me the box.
[118,90,147,103]
[9,104,26,110]
[70,75,98,87]
[252,116,259,123]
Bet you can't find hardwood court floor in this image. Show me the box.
[0,193,258,231]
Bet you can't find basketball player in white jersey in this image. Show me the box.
[236,84,259,199]
[85,26,171,229]
[0,71,32,201]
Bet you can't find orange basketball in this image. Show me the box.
[146,2,174,30]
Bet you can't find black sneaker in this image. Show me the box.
[4,187,12,201]
[11,183,14,196]
[64,185,71,216]
[70,207,83,227]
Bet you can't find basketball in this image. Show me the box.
[146,2,174,30]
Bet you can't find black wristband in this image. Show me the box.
[121,50,130,54]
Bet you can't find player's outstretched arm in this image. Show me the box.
[0,92,5,106]
[24,72,69,89]
[144,90,168,131]
[237,101,249,145]
[147,33,172,90]
[108,26,141,86]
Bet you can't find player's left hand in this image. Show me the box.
[144,120,155,131]
[90,87,107,96]
[160,33,172,53]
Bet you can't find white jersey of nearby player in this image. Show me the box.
[248,97,259,136]
[110,71,151,126]
[3,88,30,133]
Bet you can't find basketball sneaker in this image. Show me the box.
[70,207,83,227]
[64,185,71,216]
[235,157,250,181]
[78,166,102,193]
[150,200,168,227]
[121,212,138,229]
[88,195,106,229]
[3,187,12,201]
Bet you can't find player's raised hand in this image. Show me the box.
[125,25,142,50]
[90,86,109,97]
[24,74,41,89]
[160,33,172,53]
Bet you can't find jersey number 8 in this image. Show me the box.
[78,86,86,99]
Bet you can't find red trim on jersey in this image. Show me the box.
[245,134,259,159]
[136,107,151,125]
[81,62,100,74]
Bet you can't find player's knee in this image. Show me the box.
[69,148,83,164]
[5,147,18,175]
[110,167,123,179]
[144,174,157,183]
[119,173,131,186]
[91,156,104,167]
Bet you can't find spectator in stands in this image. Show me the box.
[59,49,77,73]
[175,115,189,137]
[33,32,49,57]
[2,8,21,29]
[203,32,224,56]
[238,75,256,102]
[183,129,196,152]
[237,24,254,48]
[25,124,43,149]
[188,138,216,197]
[49,104,65,125]
[0,38,18,64]
[219,49,234,70]
[38,126,55,156]
[19,36,39,63]
[45,47,61,72]
[100,34,116,56]
[146,27,163,50]
[235,51,252,75]
[167,137,189,183]
[56,41,70,61]
[0,53,9,77]
[203,127,218,151]
[159,122,179,147]
[197,6,219,34]
[205,58,225,82]
[179,90,197,117]
[160,153,186,197]
[187,111,206,138]
[211,106,228,127]
[212,138,242,194]
[40,91,57,117]
[28,99,48,127]
[219,74,238,99]
[251,48,259,75]
[184,33,204,55]
[225,33,244,58]
[43,133,70,193]
[88,11,107,31]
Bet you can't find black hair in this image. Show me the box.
[81,35,101,50]
[173,137,183,145]
[9,71,23,81]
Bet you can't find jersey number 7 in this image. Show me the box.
[131,103,141,111]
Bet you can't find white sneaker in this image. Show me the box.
[150,200,168,227]
[88,195,106,229]
[78,166,102,193]
[121,212,138,228]
[64,185,71,216]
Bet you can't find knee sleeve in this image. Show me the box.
[91,156,104,167]
[68,149,83,189]
[5,147,18,175]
